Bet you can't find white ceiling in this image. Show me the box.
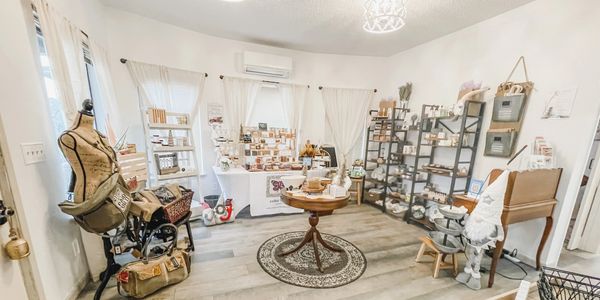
[100,0,534,57]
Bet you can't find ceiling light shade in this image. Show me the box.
[363,0,407,34]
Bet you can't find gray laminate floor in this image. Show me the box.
[79,204,573,300]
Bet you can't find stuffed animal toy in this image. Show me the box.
[202,197,234,226]
[456,170,509,290]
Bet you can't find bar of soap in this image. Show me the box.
[292,192,307,197]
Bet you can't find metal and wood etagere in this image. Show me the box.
[405,100,485,229]
[361,107,410,215]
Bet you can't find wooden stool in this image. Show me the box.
[415,236,459,278]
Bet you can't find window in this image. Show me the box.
[247,84,288,129]
[32,6,107,185]
[33,8,68,138]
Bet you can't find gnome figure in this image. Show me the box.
[456,170,509,290]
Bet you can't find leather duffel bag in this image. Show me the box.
[117,223,191,298]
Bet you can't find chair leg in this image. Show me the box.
[433,254,442,278]
[415,242,426,263]
[452,254,459,276]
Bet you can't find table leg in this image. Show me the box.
[357,181,362,205]
[312,232,323,272]
[279,211,344,272]
[279,212,319,257]
[278,229,313,256]
[488,224,509,288]
[537,216,553,270]
[316,230,343,252]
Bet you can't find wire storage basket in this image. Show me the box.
[538,267,600,299]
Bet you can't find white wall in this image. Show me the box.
[0,0,112,299]
[380,0,600,266]
[104,7,387,196]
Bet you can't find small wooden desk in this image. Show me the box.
[486,168,562,288]
[279,191,349,272]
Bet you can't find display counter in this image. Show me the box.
[212,166,329,217]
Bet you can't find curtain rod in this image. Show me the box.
[318,86,378,93]
[219,74,310,88]
[120,58,208,77]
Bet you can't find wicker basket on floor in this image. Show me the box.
[538,267,600,300]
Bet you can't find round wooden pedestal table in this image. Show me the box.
[279,191,349,272]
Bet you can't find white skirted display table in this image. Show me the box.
[212,166,328,217]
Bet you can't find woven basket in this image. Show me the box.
[163,188,193,223]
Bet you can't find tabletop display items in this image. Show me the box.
[350,159,366,178]
[241,126,297,171]
[219,156,233,172]
[456,170,508,290]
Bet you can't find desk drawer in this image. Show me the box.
[504,201,556,224]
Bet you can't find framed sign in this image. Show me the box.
[467,179,485,198]
[266,175,285,197]
[207,103,223,125]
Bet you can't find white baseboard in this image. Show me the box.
[65,274,90,300]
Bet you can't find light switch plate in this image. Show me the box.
[21,143,46,165]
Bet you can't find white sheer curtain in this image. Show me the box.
[34,0,89,124]
[88,40,122,137]
[126,60,207,176]
[222,77,262,136]
[321,87,374,170]
[126,61,206,118]
[280,84,308,148]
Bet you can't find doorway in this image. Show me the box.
[0,117,38,299]
[566,118,600,254]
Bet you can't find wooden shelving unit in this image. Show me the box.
[142,110,200,185]
[405,101,485,230]
[361,107,410,216]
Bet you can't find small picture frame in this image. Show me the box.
[258,123,268,131]
[302,156,312,167]
[467,179,485,198]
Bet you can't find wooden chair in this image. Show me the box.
[415,236,459,278]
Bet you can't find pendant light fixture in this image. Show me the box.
[363,0,407,34]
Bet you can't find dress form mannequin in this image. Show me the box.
[58,100,118,203]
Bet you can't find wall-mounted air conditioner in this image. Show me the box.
[242,51,293,79]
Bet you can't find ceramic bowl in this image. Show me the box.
[281,175,306,191]
[433,218,464,236]
[439,205,467,220]
[429,231,462,254]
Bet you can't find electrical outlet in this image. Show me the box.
[72,240,80,256]
[20,143,46,165]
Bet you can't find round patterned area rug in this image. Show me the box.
[257,231,367,288]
